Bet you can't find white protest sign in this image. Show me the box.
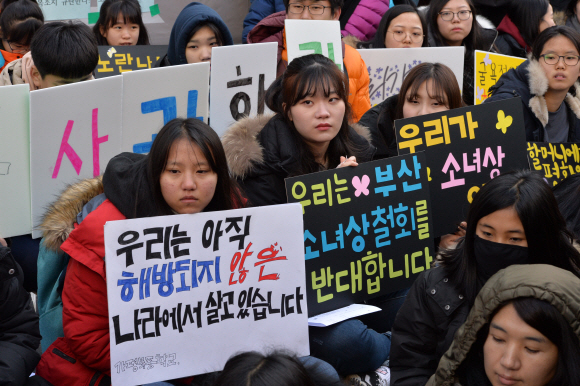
[105,204,308,385]
[357,47,465,106]
[285,20,343,69]
[210,42,277,137]
[0,85,30,237]
[122,63,209,153]
[30,76,123,238]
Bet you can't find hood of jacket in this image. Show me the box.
[247,10,286,45]
[38,177,103,252]
[222,114,374,180]
[427,264,580,386]
[167,2,233,66]
[496,15,528,52]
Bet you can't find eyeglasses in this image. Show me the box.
[288,3,331,15]
[387,30,424,43]
[540,54,580,66]
[438,10,472,21]
[4,40,28,54]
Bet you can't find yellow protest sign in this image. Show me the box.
[527,142,580,186]
[474,51,526,105]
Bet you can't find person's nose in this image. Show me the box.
[499,344,521,371]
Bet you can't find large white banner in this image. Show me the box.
[0,85,30,237]
[105,204,309,385]
[30,76,123,238]
[122,62,210,153]
[210,43,277,137]
[357,47,465,106]
[285,20,343,70]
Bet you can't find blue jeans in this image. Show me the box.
[309,319,390,375]
[299,356,341,384]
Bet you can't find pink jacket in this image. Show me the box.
[342,0,389,41]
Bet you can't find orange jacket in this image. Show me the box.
[248,11,371,122]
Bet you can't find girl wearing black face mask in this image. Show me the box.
[389,170,580,386]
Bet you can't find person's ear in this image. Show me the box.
[332,7,341,21]
[284,102,293,121]
[100,25,107,38]
[30,65,42,88]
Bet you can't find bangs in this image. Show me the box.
[406,76,448,106]
[104,1,142,27]
[290,64,344,105]
[6,17,42,44]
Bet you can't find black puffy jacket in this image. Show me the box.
[0,245,42,385]
[358,94,399,160]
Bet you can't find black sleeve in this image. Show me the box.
[238,167,288,207]
[390,272,440,386]
[0,247,41,386]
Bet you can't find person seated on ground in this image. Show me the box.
[359,62,463,160]
[0,239,53,386]
[36,118,244,386]
[425,264,580,386]
[389,170,580,386]
[93,0,150,46]
[494,0,554,58]
[426,0,498,105]
[485,26,580,143]
[247,0,371,122]
[553,174,580,242]
[157,1,232,66]
[0,0,43,72]
[0,21,98,89]
[212,351,342,386]
[357,4,428,49]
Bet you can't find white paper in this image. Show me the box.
[307,304,380,327]
[357,47,465,106]
[105,204,309,385]
[0,85,31,237]
[285,20,343,70]
[121,62,209,153]
[38,0,91,21]
[210,43,277,137]
[29,76,123,238]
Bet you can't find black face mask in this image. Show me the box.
[474,235,529,282]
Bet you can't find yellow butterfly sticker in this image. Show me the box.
[496,110,513,134]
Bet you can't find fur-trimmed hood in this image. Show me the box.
[526,55,580,127]
[426,264,580,386]
[38,177,103,252]
[222,114,374,180]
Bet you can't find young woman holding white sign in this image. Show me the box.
[389,170,580,386]
[36,118,245,385]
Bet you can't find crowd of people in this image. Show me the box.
[2,0,580,385]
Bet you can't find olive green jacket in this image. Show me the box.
[426,264,580,386]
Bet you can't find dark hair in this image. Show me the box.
[92,0,149,45]
[213,351,317,386]
[0,0,43,47]
[31,21,98,79]
[440,170,580,305]
[265,54,362,174]
[427,0,484,51]
[0,0,35,13]
[567,0,580,17]
[148,118,244,215]
[394,62,463,119]
[283,0,343,17]
[531,25,580,61]
[505,0,549,48]
[186,21,224,47]
[362,4,427,48]
[553,174,580,241]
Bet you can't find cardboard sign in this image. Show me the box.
[0,85,31,238]
[30,76,123,238]
[285,20,343,70]
[527,142,580,186]
[285,153,433,316]
[38,0,91,21]
[209,43,277,137]
[121,62,209,153]
[395,98,529,236]
[358,47,465,106]
[105,204,308,385]
[96,45,168,78]
[474,51,526,105]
